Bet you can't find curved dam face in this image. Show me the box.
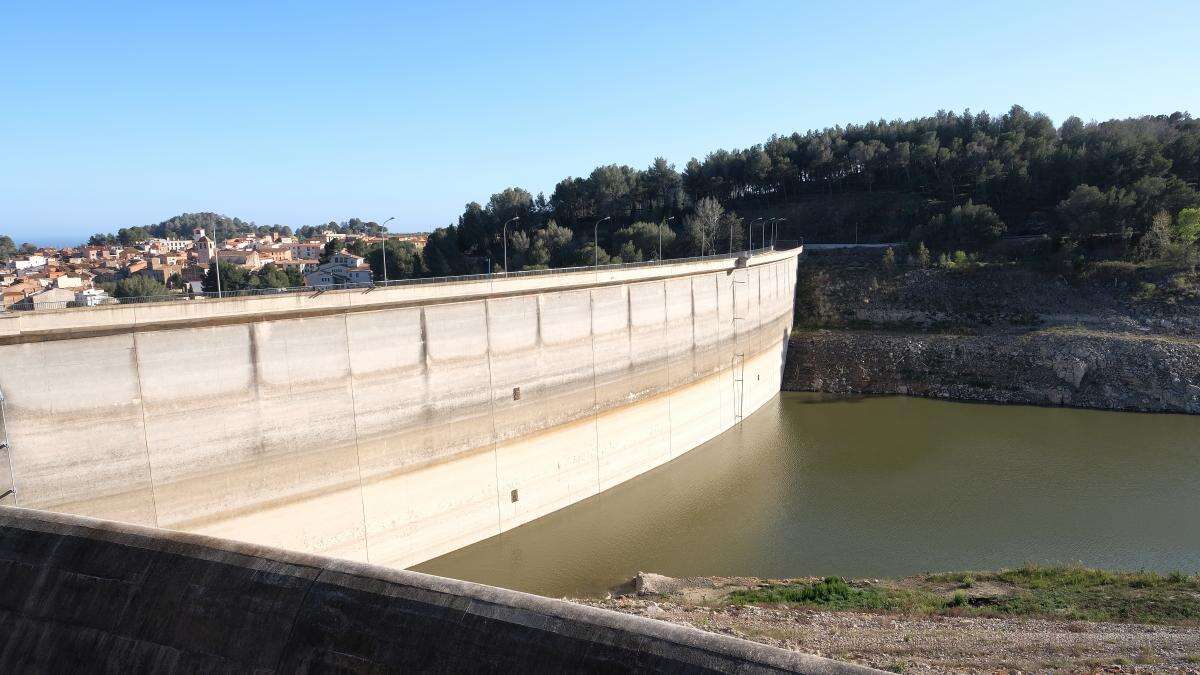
[0,249,799,568]
[0,507,876,674]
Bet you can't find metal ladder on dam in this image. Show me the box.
[731,267,748,424]
[732,352,745,422]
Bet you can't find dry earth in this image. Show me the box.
[572,574,1200,673]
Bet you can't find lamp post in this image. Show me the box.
[772,217,786,249]
[660,216,674,261]
[212,228,223,298]
[378,216,395,284]
[593,216,611,267]
[501,216,519,275]
[748,218,763,254]
[763,218,775,252]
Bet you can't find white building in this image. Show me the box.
[329,252,365,268]
[148,238,191,252]
[303,269,335,288]
[304,254,374,288]
[287,241,324,260]
[12,255,47,271]
[74,288,111,307]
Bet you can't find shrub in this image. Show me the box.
[915,242,931,268]
[912,201,1006,252]
[795,269,836,326]
[1176,208,1200,247]
[882,247,897,275]
[729,577,888,610]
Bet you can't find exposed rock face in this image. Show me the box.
[785,329,1200,414]
[788,249,1200,414]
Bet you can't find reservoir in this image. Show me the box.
[416,393,1200,597]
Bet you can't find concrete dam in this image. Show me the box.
[0,248,801,570]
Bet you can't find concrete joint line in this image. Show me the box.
[483,300,503,534]
[342,311,372,564]
[588,290,601,494]
[129,333,161,528]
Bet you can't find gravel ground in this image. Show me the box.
[571,578,1200,673]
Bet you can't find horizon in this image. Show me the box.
[3,1,1199,246]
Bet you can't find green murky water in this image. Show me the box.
[416,393,1200,597]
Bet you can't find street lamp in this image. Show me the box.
[379,217,395,284]
[212,227,223,298]
[660,216,674,261]
[501,216,519,275]
[593,216,611,267]
[748,218,764,253]
[772,217,786,249]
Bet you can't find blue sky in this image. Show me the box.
[2,0,1198,245]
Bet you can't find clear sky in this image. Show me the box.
[2,0,1198,245]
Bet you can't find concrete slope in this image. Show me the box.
[0,507,880,674]
[0,249,801,569]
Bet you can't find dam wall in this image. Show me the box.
[0,507,874,674]
[0,249,800,568]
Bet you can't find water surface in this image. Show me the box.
[416,393,1200,597]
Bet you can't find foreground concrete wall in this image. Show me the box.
[0,508,878,674]
[0,250,799,567]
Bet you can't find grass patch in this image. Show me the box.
[727,565,1200,625]
[729,577,889,610]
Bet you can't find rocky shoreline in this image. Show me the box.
[573,571,1200,673]
[784,327,1200,414]
[785,250,1200,414]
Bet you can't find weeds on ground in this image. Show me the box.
[727,565,1200,625]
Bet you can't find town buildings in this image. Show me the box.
[1,228,430,311]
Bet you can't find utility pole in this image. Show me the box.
[377,217,395,284]
[501,216,519,275]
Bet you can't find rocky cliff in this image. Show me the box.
[785,249,1200,414]
[786,328,1200,414]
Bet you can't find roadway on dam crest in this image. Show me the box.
[0,248,801,570]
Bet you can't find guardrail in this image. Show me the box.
[3,245,785,314]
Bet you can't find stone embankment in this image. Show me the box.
[786,328,1200,413]
[785,250,1200,414]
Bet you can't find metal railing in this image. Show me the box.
[3,245,786,315]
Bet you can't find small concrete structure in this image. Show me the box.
[0,507,879,673]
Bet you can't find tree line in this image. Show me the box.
[83,213,389,247]
[422,105,1199,275]
[19,104,1199,281]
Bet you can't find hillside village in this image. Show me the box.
[0,228,428,311]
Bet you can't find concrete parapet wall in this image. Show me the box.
[0,507,877,673]
[0,250,800,567]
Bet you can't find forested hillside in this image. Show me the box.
[71,105,1199,278]
[423,105,1199,274]
[83,213,389,247]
